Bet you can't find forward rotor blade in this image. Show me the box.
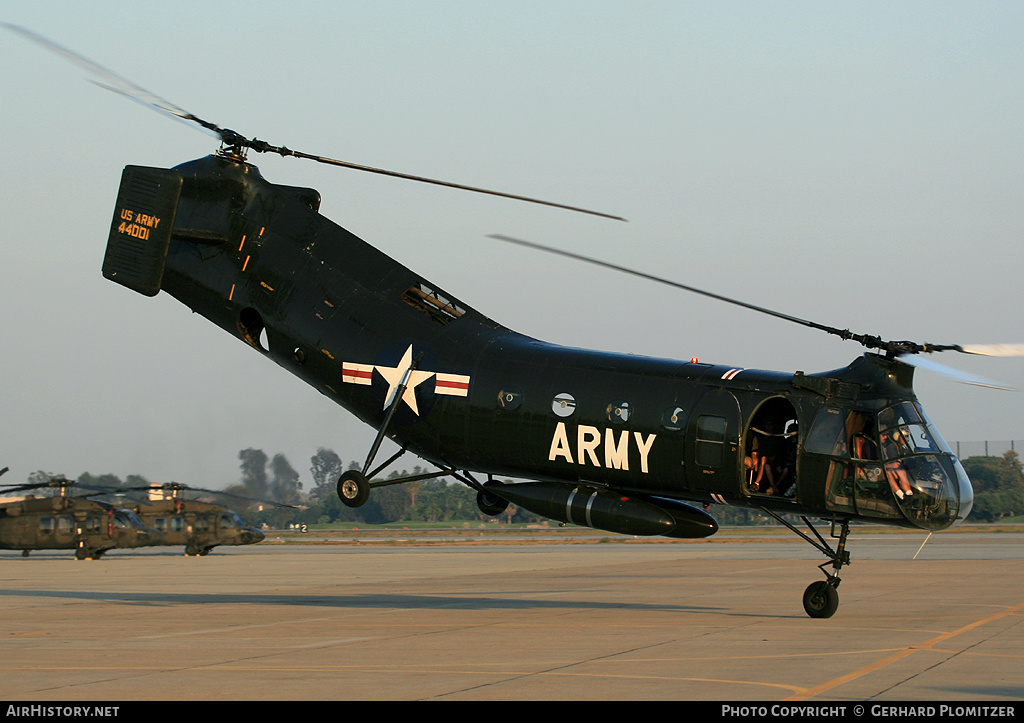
[896,354,1016,391]
[490,234,870,344]
[956,344,1024,357]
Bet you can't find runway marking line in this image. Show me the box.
[785,600,1024,701]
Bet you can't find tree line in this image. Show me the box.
[26,448,1024,528]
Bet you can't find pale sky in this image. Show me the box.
[2,1,1022,491]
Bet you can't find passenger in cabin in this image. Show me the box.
[745,447,775,495]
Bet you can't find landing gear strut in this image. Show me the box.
[761,510,850,619]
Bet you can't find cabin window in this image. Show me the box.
[695,415,727,467]
[607,401,630,424]
[238,307,269,352]
[153,517,168,532]
[57,516,74,534]
[401,282,465,325]
[552,393,577,417]
[805,407,848,456]
[38,517,55,533]
[662,407,686,432]
[170,517,185,533]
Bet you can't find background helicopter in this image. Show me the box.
[6,19,1023,617]
[0,474,156,559]
[92,482,292,556]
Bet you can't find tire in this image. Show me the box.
[337,470,370,508]
[802,580,839,618]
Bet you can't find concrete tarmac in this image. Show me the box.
[1,529,1022,702]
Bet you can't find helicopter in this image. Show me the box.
[10,25,1022,616]
[96,482,281,556]
[0,474,157,560]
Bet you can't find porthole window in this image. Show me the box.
[663,406,686,431]
[497,387,522,410]
[607,401,630,424]
[552,393,576,417]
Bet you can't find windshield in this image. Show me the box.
[113,509,144,528]
[876,402,970,529]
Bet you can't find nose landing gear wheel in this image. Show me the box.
[337,470,370,508]
[803,580,839,618]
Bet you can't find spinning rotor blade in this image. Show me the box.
[956,344,1024,357]
[897,354,1015,391]
[6,24,624,222]
[491,234,879,346]
[0,476,77,495]
[491,234,1023,375]
[119,482,300,509]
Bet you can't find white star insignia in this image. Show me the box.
[341,345,471,416]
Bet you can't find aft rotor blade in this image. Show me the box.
[267,148,626,221]
[6,24,624,222]
[3,23,226,139]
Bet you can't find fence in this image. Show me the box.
[952,441,1023,459]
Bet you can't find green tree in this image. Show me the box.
[269,453,301,505]
[962,451,1024,521]
[309,448,344,502]
[238,448,268,497]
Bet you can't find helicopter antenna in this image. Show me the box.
[5,23,625,222]
[490,234,1024,378]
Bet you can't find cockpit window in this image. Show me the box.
[878,402,922,430]
[113,510,143,528]
[220,512,244,527]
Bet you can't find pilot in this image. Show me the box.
[880,429,914,500]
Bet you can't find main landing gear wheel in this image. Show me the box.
[337,470,370,508]
[802,580,840,618]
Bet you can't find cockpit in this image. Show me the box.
[219,510,246,528]
[112,509,146,528]
[808,400,973,529]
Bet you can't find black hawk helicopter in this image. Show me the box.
[11,25,1021,616]
[99,482,282,557]
[0,473,157,559]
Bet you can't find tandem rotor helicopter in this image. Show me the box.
[10,25,1022,616]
